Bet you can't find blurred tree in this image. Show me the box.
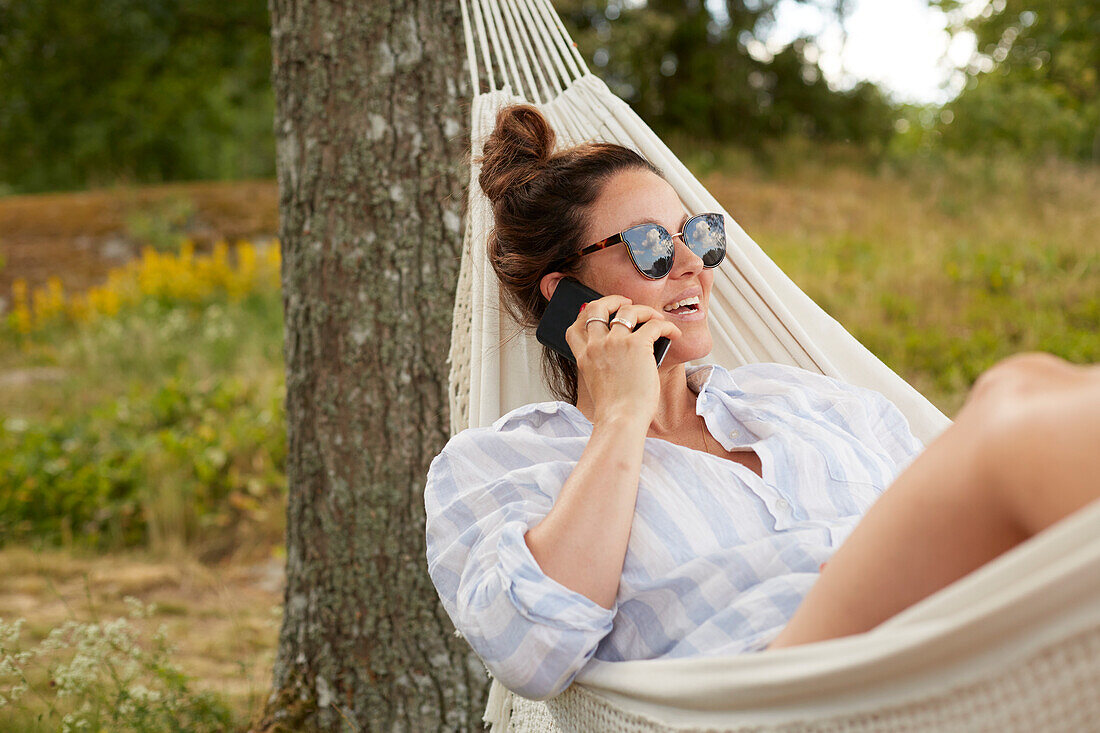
[0,0,275,193]
[557,0,896,148]
[936,0,1100,161]
[0,0,909,195]
[258,0,480,730]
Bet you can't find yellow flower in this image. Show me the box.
[11,305,31,334]
[6,239,281,335]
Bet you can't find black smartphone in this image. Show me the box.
[535,277,671,366]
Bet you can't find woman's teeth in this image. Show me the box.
[663,296,700,312]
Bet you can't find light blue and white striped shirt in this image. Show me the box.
[424,363,924,700]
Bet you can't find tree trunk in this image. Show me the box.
[259,1,484,730]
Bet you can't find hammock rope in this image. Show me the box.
[463,0,588,96]
[447,2,1100,731]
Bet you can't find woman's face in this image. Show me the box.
[566,168,715,366]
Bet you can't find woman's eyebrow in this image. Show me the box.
[623,213,691,231]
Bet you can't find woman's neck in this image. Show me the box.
[573,362,700,437]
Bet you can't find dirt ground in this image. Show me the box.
[0,179,278,301]
[0,544,284,726]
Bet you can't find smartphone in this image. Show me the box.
[535,277,671,366]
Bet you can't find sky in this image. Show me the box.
[746,0,988,105]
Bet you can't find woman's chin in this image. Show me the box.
[664,329,712,366]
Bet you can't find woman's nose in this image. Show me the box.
[670,236,703,276]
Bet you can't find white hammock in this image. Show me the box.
[447,1,1100,730]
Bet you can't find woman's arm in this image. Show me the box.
[523,412,649,609]
[425,294,678,696]
[426,447,618,699]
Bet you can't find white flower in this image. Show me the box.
[130,684,162,703]
[0,618,26,648]
[123,596,157,620]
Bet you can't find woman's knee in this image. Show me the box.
[966,352,1070,411]
[957,354,1067,478]
[960,352,1085,434]
[961,352,1099,492]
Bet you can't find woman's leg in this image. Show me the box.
[768,353,1100,649]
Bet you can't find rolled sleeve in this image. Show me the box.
[497,521,617,630]
[425,439,616,700]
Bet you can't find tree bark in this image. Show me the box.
[259,1,483,730]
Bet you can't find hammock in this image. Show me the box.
[447,1,1100,730]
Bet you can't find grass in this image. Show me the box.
[0,179,278,304]
[1,291,283,419]
[0,292,287,559]
[0,239,287,556]
[0,243,286,728]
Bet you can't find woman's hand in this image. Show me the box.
[565,295,681,427]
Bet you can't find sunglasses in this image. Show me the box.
[565,212,726,280]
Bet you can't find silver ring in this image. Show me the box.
[585,316,609,330]
[609,316,636,330]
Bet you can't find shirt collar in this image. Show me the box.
[686,363,715,395]
[687,362,737,399]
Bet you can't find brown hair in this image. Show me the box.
[477,104,663,404]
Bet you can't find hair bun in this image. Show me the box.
[477,104,556,205]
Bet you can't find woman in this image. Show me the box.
[424,104,1100,701]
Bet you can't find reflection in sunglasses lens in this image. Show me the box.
[623,223,674,279]
[687,214,725,268]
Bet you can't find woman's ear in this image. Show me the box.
[539,271,567,302]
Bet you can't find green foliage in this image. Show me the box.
[0,295,286,553]
[0,370,285,551]
[0,601,238,732]
[0,0,275,194]
[941,69,1096,161]
[0,0,1094,195]
[558,0,897,148]
[936,0,1100,161]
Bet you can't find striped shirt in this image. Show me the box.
[424,363,924,700]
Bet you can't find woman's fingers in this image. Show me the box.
[566,299,679,426]
[566,295,632,348]
[565,297,681,365]
[633,316,682,344]
[609,311,636,331]
[605,305,672,336]
[577,295,632,327]
[572,303,678,351]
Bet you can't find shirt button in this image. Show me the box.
[729,430,740,439]
[775,499,790,512]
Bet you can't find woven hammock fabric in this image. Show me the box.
[446,1,1100,730]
